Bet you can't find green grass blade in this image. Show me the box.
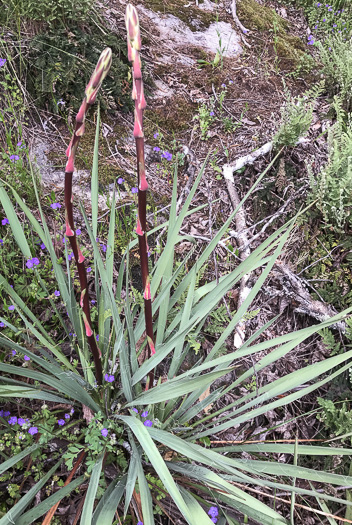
[91,102,100,242]
[16,476,85,525]
[119,416,195,524]
[127,368,233,406]
[0,459,62,525]
[0,385,69,403]
[92,475,127,525]
[80,452,104,524]
[0,443,43,476]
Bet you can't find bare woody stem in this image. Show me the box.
[125,5,155,385]
[64,47,112,386]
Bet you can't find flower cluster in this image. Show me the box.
[50,202,62,210]
[208,506,219,523]
[131,408,153,427]
[26,257,40,269]
[57,408,74,426]
[104,373,115,382]
[0,411,37,434]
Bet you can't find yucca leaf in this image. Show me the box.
[0,460,62,525]
[119,416,195,525]
[15,475,85,525]
[91,475,127,525]
[80,452,104,524]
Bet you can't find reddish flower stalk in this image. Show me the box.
[125,5,155,385]
[64,47,112,386]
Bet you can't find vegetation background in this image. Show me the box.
[1,0,352,523]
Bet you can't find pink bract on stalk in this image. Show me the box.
[64,47,112,386]
[125,5,155,380]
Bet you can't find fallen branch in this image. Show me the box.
[230,0,249,35]
[223,137,309,176]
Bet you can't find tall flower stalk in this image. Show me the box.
[64,47,112,386]
[125,5,155,384]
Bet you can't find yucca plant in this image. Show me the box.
[2,5,352,524]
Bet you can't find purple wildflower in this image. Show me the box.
[0,58,6,67]
[141,411,148,417]
[0,322,5,327]
[131,187,138,193]
[40,243,46,249]
[210,111,215,116]
[17,418,25,426]
[76,229,81,235]
[153,146,160,152]
[2,218,9,225]
[8,416,17,425]
[64,413,70,419]
[96,334,99,341]
[101,428,108,437]
[117,177,125,184]
[8,305,15,311]
[28,427,38,435]
[58,419,65,426]
[208,507,219,518]
[132,408,139,413]
[4,411,10,417]
[54,290,60,297]
[87,267,92,272]
[24,355,30,361]
[11,350,16,356]
[144,420,153,427]
[153,132,159,138]
[9,155,20,162]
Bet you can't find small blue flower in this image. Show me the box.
[132,408,139,413]
[208,507,219,518]
[11,350,16,356]
[64,413,70,419]
[101,428,108,437]
[153,146,160,152]
[210,111,214,116]
[0,322,6,327]
[58,419,65,426]
[131,187,138,193]
[117,177,125,184]
[153,132,159,138]
[28,426,38,435]
[76,229,81,235]
[17,418,25,426]
[144,420,153,427]
[96,334,99,341]
[40,243,46,249]
[87,267,92,273]
[8,416,17,425]
[141,411,148,417]
[54,290,60,297]
[0,58,6,67]
[8,305,15,311]
[9,155,20,162]
[24,355,30,361]
[2,218,9,225]
[32,257,40,266]
[3,411,10,417]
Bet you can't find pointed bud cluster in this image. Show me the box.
[85,48,112,105]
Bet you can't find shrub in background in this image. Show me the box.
[2,5,352,525]
[316,34,352,112]
[309,96,352,231]
[272,80,324,148]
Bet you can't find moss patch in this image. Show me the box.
[144,0,217,32]
[144,96,198,136]
[237,0,288,32]
[46,112,130,189]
